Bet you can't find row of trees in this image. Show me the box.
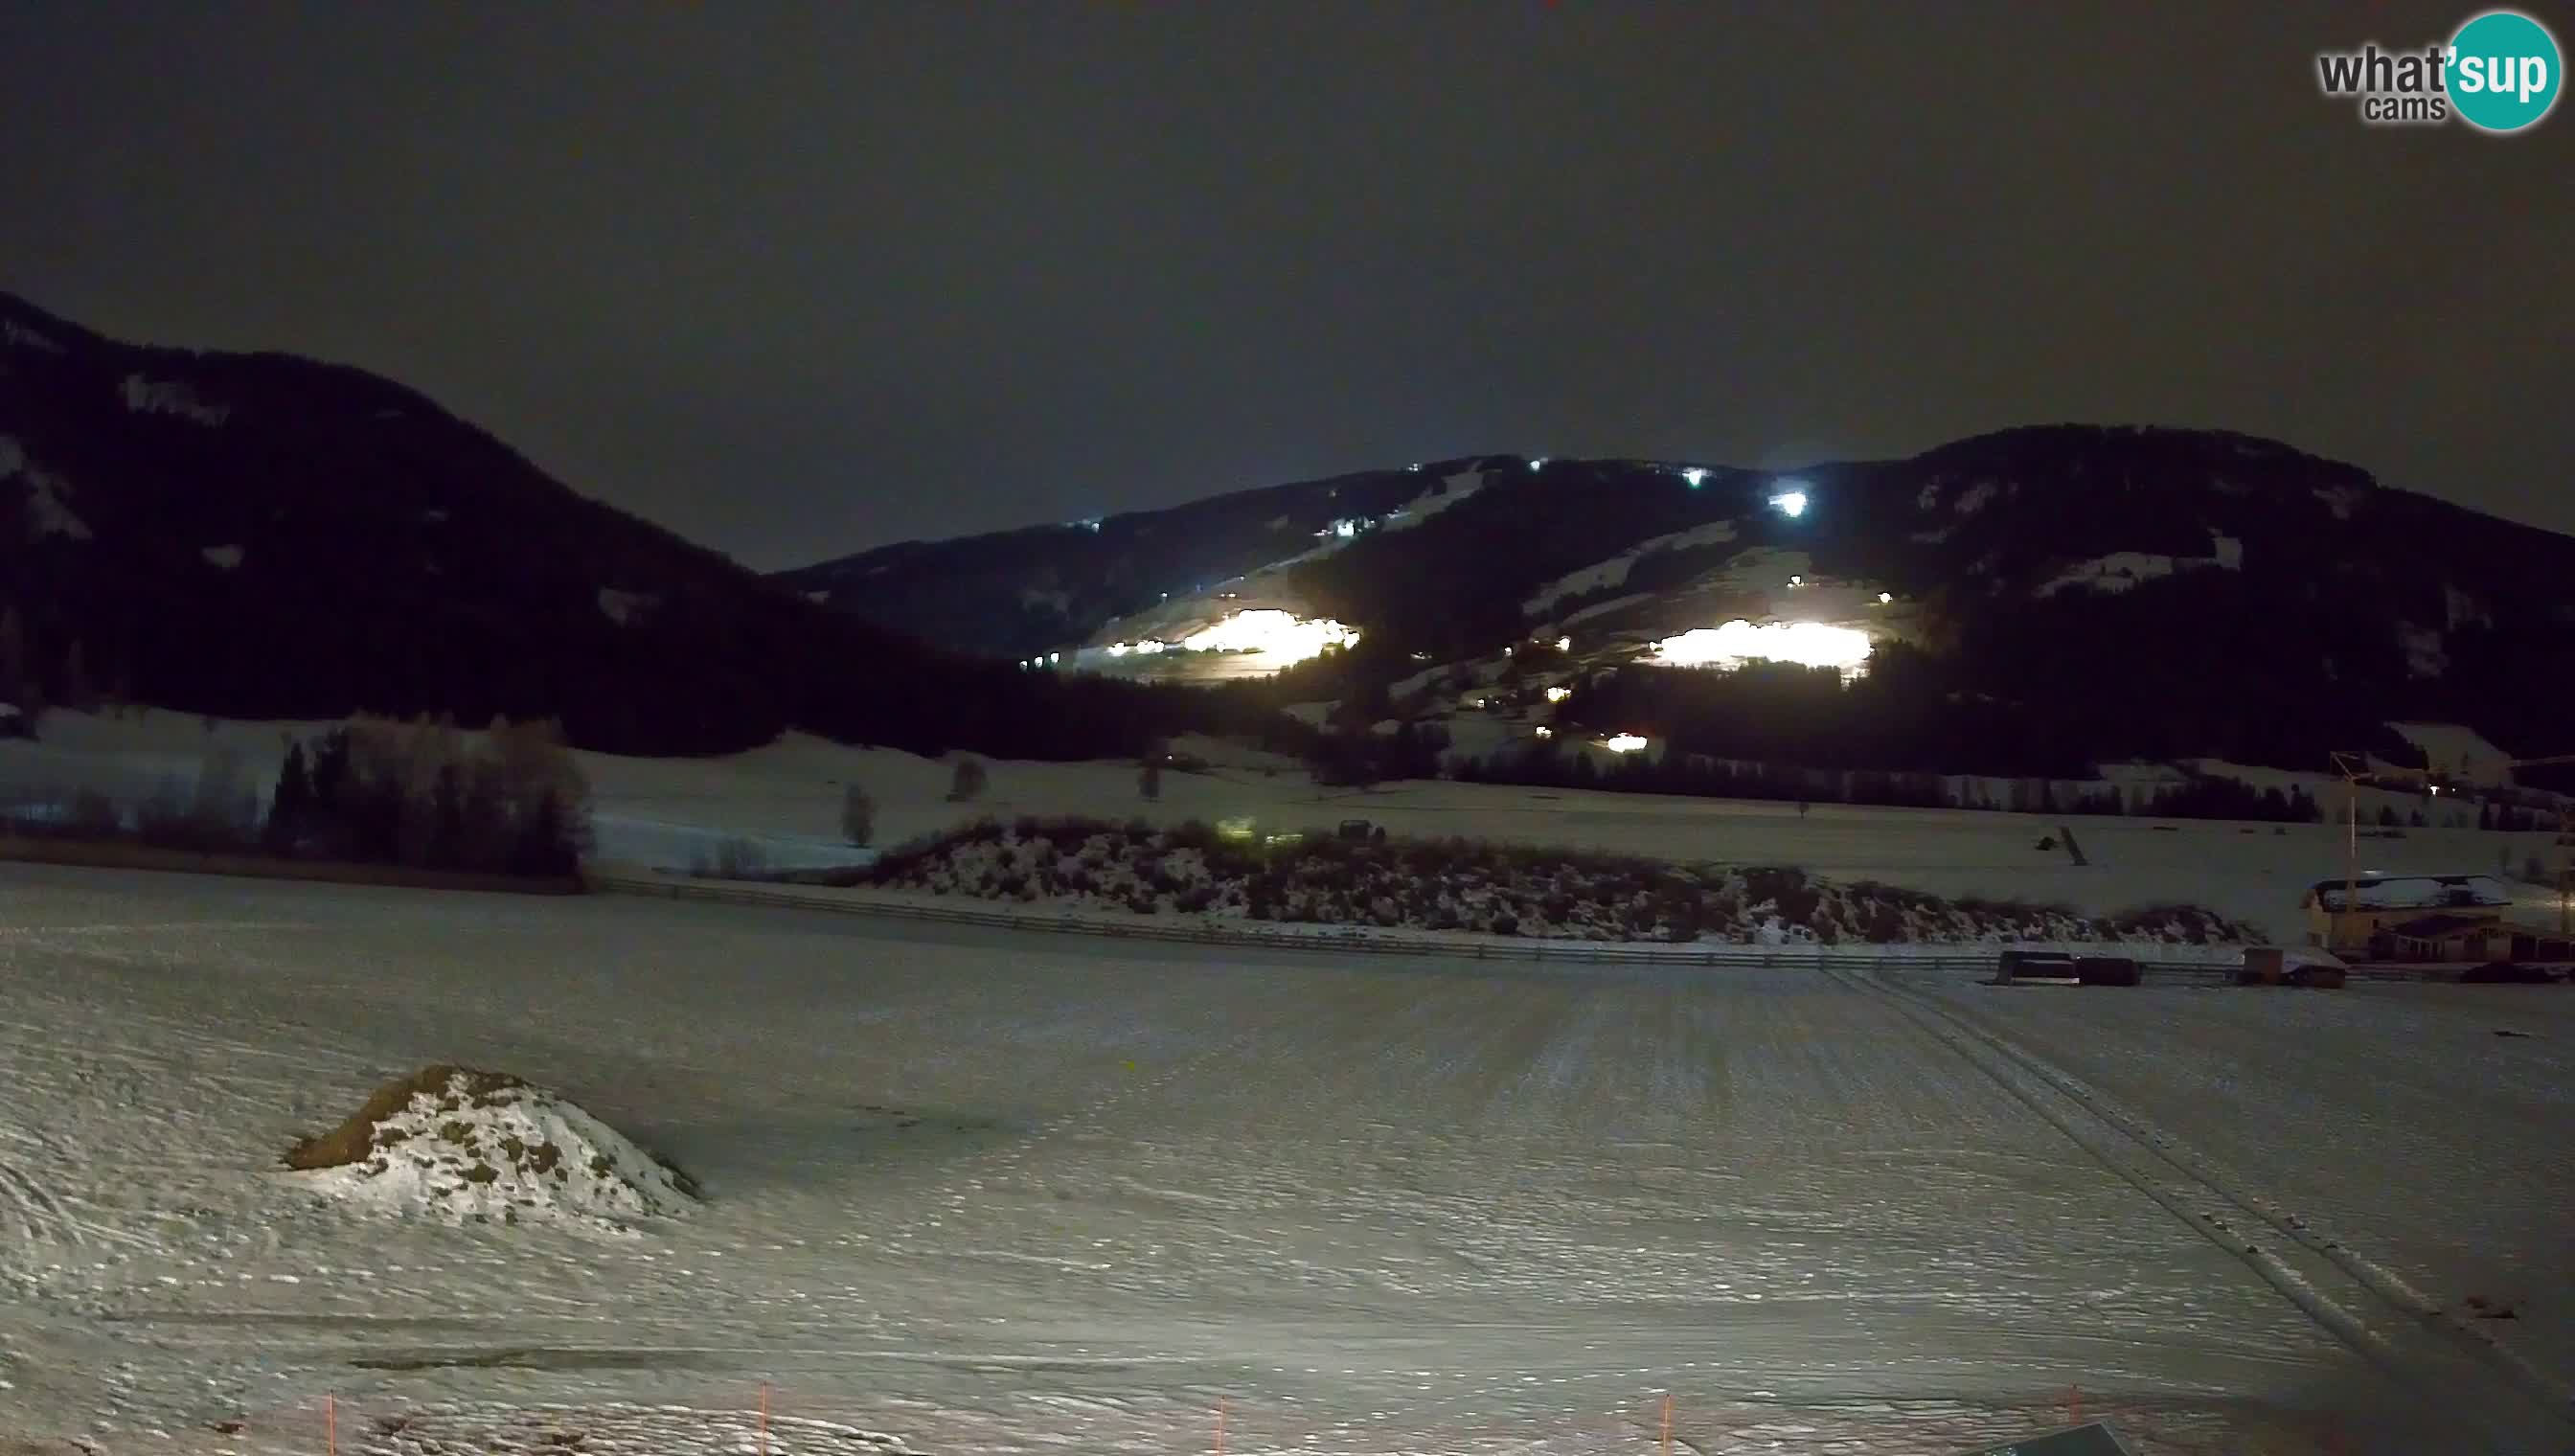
[263,715,591,876]
[9,715,591,878]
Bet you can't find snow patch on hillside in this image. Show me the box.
[1018,586,1071,616]
[2443,583,2491,630]
[295,1069,695,1234]
[2036,534,2240,599]
[0,434,92,540]
[597,587,657,626]
[200,543,244,571]
[2397,623,2446,678]
[1523,521,1742,617]
[2315,484,2365,519]
[2387,721,2516,786]
[3,318,64,353]
[1561,590,1657,626]
[119,373,231,425]
[1377,466,1489,531]
[1953,480,2002,514]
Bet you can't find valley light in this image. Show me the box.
[1789,575,1804,586]
[1529,457,1549,472]
[1178,608,1360,665]
[1878,591,1893,604]
[1545,686,1571,702]
[1768,487,1810,517]
[1603,733,1649,753]
[1555,635,1570,650]
[1648,620,1873,672]
[1048,651,1060,665]
[1535,725,1554,739]
[1680,466,1709,488]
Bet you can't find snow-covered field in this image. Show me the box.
[6,863,2571,1454]
[4,711,2566,944]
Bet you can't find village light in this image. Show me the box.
[1769,487,1810,517]
[1879,591,1893,604]
[1681,466,1708,488]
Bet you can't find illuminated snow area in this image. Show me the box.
[1074,609,1359,680]
[1178,607,1358,658]
[1647,620,1874,672]
[9,867,2564,1453]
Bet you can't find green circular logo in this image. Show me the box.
[2450,10,2562,132]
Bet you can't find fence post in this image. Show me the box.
[1215,1395,1228,1456]
[758,1381,771,1456]
[1659,1392,1674,1456]
[326,1394,336,1456]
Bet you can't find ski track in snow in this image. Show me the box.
[1,861,2567,1454]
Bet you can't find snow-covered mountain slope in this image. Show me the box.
[783,427,2575,777]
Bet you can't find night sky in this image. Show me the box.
[4,1,2567,570]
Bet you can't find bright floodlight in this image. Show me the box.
[1179,608,1360,666]
[1769,489,1809,517]
[1878,591,1893,604]
[1603,733,1649,753]
[1529,456,1549,472]
[1647,621,1872,672]
[1680,466,1709,488]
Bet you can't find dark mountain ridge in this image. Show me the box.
[0,290,1226,760]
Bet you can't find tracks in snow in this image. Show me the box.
[0,1113,88,1257]
[1834,964,2575,1452]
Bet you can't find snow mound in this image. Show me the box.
[288,1066,696,1233]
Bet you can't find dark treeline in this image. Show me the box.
[1554,646,2427,781]
[1448,739,2332,823]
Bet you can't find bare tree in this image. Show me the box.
[947,756,988,803]
[1138,759,1162,802]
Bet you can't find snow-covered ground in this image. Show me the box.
[5,863,2570,1453]
[5,712,2566,943]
